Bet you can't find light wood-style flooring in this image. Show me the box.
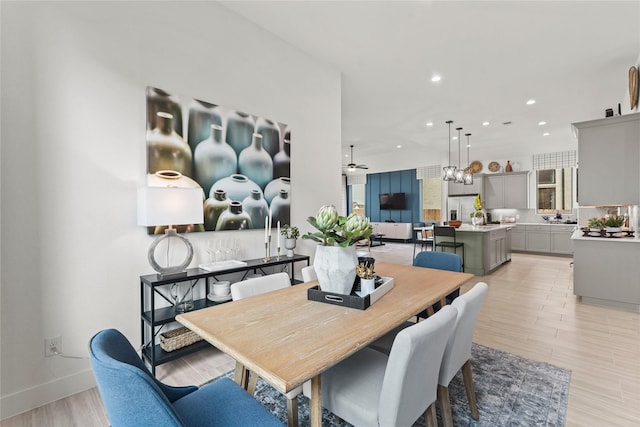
[3,244,639,426]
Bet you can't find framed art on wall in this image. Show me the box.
[145,86,291,233]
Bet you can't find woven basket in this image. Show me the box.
[159,326,203,352]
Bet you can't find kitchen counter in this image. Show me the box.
[438,225,513,275]
[455,223,515,232]
[572,231,640,311]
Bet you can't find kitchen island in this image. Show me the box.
[437,224,514,276]
[572,230,640,311]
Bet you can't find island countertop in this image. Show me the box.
[454,224,516,232]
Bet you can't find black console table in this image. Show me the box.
[140,254,310,375]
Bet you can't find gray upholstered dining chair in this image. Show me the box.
[438,282,488,427]
[230,272,302,427]
[304,305,458,427]
[301,265,317,282]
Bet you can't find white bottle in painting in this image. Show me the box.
[264,177,291,205]
[194,124,237,193]
[242,189,269,229]
[239,133,273,190]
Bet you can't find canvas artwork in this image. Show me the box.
[145,87,291,234]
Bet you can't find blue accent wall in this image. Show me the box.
[366,169,421,223]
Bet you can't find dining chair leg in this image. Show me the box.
[462,359,480,420]
[437,384,454,427]
[424,402,438,427]
[286,397,299,427]
[247,371,258,395]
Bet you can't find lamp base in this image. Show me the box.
[148,228,194,276]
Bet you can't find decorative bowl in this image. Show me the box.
[447,220,462,228]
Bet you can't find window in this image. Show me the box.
[536,168,572,214]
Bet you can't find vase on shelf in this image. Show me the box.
[239,133,273,190]
[313,245,358,295]
[284,238,297,257]
[147,112,192,177]
[194,124,237,193]
[505,160,513,172]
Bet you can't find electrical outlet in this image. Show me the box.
[45,336,61,357]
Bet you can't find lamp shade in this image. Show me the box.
[137,187,204,227]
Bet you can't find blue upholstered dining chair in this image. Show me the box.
[89,329,283,427]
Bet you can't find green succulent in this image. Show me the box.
[302,205,373,247]
[587,217,604,229]
[280,224,299,239]
[604,215,624,228]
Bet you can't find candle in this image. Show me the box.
[268,209,272,236]
[277,221,281,248]
[264,216,268,243]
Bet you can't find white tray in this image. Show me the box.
[199,260,248,272]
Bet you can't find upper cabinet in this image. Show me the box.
[484,172,528,209]
[573,113,640,206]
[448,175,483,196]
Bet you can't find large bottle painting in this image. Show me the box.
[145,86,291,233]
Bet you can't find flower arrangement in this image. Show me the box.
[604,215,625,228]
[280,224,299,239]
[302,205,373,247]
[470,194,484,219]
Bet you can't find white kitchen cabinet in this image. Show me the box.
[510,226,526,251]
[525,224,551,252]
[573,113,640,206]
[448,175,483,196]
[550,225,575,255]
[484,172,528,209]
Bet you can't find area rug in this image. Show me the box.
[215,343,570,426]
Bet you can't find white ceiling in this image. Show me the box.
[223,1,640,172]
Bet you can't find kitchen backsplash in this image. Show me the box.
[487,208,578,224]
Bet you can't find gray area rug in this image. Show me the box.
[216,343,570,426]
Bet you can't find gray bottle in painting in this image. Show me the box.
[203,189,231,231]
[272,139,291,179]
[226,110,254,156]
[242,190,269,229]
[255,117,281,158]
[264,177,291,205]
[270,189,290,226]
[147,112,192,177]
[239,133,273,190]
[215,201,253,231]
[211,174,262,203]
[187,99,221,153]
[194,124,237,193]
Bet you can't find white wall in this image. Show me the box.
[0,1,341,418]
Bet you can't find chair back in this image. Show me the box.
[301,265,317,283]
[413,251,462,272]
[90,329,191,427]
[230,272,291,301]
[378,306,457,427]
[434,225,456,238]
[439,282,489,386]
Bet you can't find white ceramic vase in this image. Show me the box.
[313,245,358,295]
[284,238,297,257]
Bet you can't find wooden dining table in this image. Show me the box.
[176,262,473,427]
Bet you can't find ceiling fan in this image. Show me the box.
[344,145,368,171]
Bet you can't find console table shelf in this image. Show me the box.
[140,254,310,375]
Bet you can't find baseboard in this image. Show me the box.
[0,368,96,420]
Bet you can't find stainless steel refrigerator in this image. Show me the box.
[447,195,478,223]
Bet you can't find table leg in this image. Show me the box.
[234,362,249,389]
[310,374,322,427]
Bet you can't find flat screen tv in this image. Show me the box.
[379,192,406,210]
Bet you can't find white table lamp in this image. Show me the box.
[138,187,204,278]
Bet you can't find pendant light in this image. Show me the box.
[454,127,465,183]
[463,133,474,185]
[442,120,456,181]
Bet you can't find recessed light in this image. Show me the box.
[526,99,536,105]
[452,136,458,140]
[538,121,547,126]
[425,121,433,127]
[397,144,402,148]
[431,75,441,82]
[543,132,550,136]
[482,121,490,126]
[345,154,349,158]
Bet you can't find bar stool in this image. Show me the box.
[433,226,464,269]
